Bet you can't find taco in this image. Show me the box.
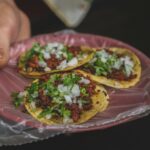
[12,72,109,125]
[77,47,141,88]
[18,42,94,78]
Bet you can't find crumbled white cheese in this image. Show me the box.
[79,77,90,84]
[67,57,78,67]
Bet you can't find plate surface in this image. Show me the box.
[0,32,150,132]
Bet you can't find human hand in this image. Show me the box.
[0,0,30,68]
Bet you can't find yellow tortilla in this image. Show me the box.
[18,46,94,78]
[77,47,141,88]
[25,79,109,125]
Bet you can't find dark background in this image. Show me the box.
[2,0,150,149]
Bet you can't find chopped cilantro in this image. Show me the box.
[60,105,71,117]
[63,73,81,86]
[38,107,53,118]
[27,82,39,102]
[24,43,41,62]
[11,92,24,107]
[67,52,73,61]
[80,87,89,96]
[27,82,39,94]
[62,47,73,61]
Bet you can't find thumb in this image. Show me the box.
[0,30,10,68]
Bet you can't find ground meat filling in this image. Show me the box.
[87,83,96,96]
[40,74,50,81]
[71,83,95,121]
[65,103,81,122]
[25,55,39,72]
[82,67,137,81]
[46,54,62,69]
[68,46,81,57]
[107,69,137,81]
[82,50,137,81]
[28,55,39,68]
[36,89,52,109]
[24,45,82,72]
[43,75,96,122]
[12,72,98,123]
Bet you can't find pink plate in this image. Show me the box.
[0,32,150,133]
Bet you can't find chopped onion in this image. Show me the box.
[42,51,51,60]
[71,84,80,97]
[58,84,70,93]
[45,114,52,119]
[30,102,36,109]
[63,117,72,124]
[79,77,90,84]
[120,56,134,76]
[31,91,38,98]
[38,61,47,68]
[18,91,27,98]
[78,100,83,109]
[67,57,78,67]
[96,50,109,61]
[64,95,72,104]
[44,67,51,72]
[57,60,67,70]
[113,59,123,69]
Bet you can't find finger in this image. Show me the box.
[16,11,31,42]
[0,30,10,68]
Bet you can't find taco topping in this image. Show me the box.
[12,73,98,123]
[19,43,88,73]
[82,49,137,81]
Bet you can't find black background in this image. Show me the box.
[1,0,150,149]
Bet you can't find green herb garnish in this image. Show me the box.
[63,73,81,86]
[38,107,53,118]
[80,87,89,96]
[11,92,24,107]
